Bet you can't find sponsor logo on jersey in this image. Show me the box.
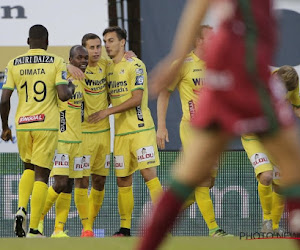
[137,146,155,163]
[136,106,144,122]
[74,157,83,171]
[82,155,91,170]
[193,69,202,72]
[53,153,69,168]
[250,153,270,168]
[114,155,125,169]
[62,71,67,80]
[99,68,103,73]
[60,110,66,132]
[134,63,141,67]
[119,69,125,74]
[136,68,144,75]
[13,55,54,65]
[135,75,144,86]
[18,114,45,124]
[3,68,8,85]
[105,154,110,169]
[108,72,113,76]
[192,78,205,86]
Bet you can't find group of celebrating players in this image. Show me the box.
[1,2,300,247]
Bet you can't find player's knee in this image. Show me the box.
[140,167,157,182]
[92,175,106,190]
[259,171,273,186]
[52,176,69,193]
[117,176,132,187]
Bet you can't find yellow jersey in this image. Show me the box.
[168,51,205,122]
[3,49,68,131]
[58,75,84,143]
[106,57,155,136]
[81,58,110,133]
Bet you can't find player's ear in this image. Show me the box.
[27,38,30,46]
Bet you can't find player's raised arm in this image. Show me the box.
[149,0,211,96]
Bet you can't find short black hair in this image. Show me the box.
[69,45,85,58]
[81,33,101,47]
[103,26,127,41]
[29,24,48,40]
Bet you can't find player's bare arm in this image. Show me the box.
[156,89,171,149]
[88,89,143,123]
[56,80,75,102]
[149,0,211,97]
[0,89,13,141]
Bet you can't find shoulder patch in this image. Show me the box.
[184,57,193,63]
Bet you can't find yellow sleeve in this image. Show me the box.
[130,60,146,91]
[2,61,15,90]
[55,58,68,85]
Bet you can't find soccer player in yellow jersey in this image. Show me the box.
[89,26,163,236]
[241,66,300,234]
[0,25,74,238]
[37,45,87,238]
[157,25,231,237]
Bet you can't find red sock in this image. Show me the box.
[136,189,184,250]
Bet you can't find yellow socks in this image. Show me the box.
[195,187,218,230]
[18,169,35,209]
[54,192,71,232]
[258,182,272,220]
[118,186,134,229]
[29,181,48,229]
[41,186,59,220]
[146,177,163,204]
[87,188,105,229]
[74,188,92,231]
[271,191,285,229]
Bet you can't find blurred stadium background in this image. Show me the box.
[0,0,299,238]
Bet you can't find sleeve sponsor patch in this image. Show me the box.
[62,71,67,80]
[136,68,144,75]
[3,68,8,85]
[135,75,144,86]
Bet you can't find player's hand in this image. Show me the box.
[67,64,85,80]
[156,127,169,149]
[125,50,137,59]
[1,128,12,141]
[88,109,109,123]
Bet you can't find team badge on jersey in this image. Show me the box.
[135,75,144,85]
[119,69,125,74]
[53,153,69,168]
[74,157,84,171]
[82,155,91,170]
[250,153,270,169]
[105,154,111,169]
[137,146,155,163]
[62,71,67,80]
[99,68,103,73]
[114,156,125,169]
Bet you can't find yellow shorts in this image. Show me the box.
[17,130,58,169]
[114,129,160,177]
[241,136,280,185]
[180,120,218,178]
[82,130,110,177]
[51,142,83,178]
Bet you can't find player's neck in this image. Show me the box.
[193,47,204,60]
[88,60,98,67]
[112,50,125,64]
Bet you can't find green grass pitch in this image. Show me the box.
[1,237,297,250]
